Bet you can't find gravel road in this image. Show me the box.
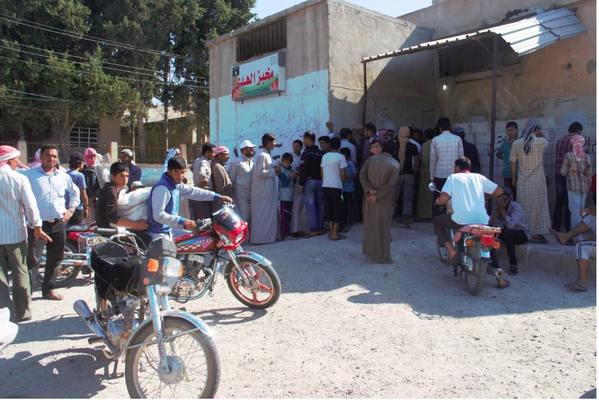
[0,221,596,398]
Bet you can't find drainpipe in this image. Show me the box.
[489,35,498,181]
[362,62,367,125]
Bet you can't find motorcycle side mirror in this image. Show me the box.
[428,182,437,192]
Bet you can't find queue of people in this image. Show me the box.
[0,115,595,324]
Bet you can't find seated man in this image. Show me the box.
[434,157,503,265]
[489,188,530,276]
[96,161,149,231]
[148,156,232,240]
[553,207,596,292]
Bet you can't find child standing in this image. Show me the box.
[340,147,357,232]
[279,153,297,239]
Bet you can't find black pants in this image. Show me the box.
[355,179,365,222]
[341,191,355,230]
[412,174,420,216]
[323,187,344,224]
[28,220,66,295]
[552,174,571,231]
[67,209,84,226]
[432,177,447,217]
[490,228,528,267]
[433,214,464,245]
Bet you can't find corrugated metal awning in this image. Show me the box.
[362,8,587,63]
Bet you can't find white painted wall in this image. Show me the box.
[210,70,330,162]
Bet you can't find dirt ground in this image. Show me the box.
[0,221,596,398]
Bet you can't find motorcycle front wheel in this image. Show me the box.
[464,245,486,296]
[125,317,220,399]
[37,241,83,288]
[225,256,281,309]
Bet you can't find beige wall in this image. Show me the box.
[98,117,121,146]
[328,1,439,131]
[401,0,584,37]
[208,1,329,100]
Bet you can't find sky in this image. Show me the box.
[252,0,433,19]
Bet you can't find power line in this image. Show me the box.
[2,89,88,104]
[0,12,187,60]
[0,102,63,114]
[0,44,162,79]
[6,41,162,74]
[0,53,209,90]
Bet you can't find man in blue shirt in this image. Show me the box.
[148,156,232,240]
[23,145,80,301]
[66,153,88,226]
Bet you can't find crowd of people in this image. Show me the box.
[0,116,595,324]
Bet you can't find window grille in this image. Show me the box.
[237,19,286,62]
[70,126,99,148]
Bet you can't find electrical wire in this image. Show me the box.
[2,89,88,104]
[0,53,209,90]
[0,12,187,60]
[0,102,63,114]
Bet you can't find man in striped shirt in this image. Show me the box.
[0,146,51,322]
[430,117,464,216]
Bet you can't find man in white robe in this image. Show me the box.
[229,140,256,225]
[250,134,279,244]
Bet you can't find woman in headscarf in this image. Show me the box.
[28,149,41,168]
[81,148,100,223]
[509,119,551,243]
[559,134,592,242]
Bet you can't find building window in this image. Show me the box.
[70,126,99,148]
[237,19,286,62]
[438,36,519,77]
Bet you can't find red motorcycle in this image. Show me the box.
[172,204,281,309]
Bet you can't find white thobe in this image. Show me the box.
[250,150,278,244]
[229,155,254,224]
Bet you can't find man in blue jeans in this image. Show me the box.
[298,131,324,238]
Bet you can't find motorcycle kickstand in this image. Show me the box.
[110,358,121,378]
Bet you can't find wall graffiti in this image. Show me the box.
[210,70,330,161]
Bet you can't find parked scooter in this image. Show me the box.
[173,203,281,309]
[429,182,509,295]
[74,228,220,398]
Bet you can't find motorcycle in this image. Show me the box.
[74,227,220,398]
[172,203,281,309]
[429,182,509,295]
[38,224,94,288]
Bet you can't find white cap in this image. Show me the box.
[239,140,257,150]
[121,149,133,157]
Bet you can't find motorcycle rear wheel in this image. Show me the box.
[225,256,281,309]
[37,241,83,288]
[464,245,486,296]
[125,317,220,399]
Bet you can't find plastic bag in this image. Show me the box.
[0,308,18,354]
[118,187,150,220]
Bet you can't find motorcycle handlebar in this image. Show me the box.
[195,218,212,230]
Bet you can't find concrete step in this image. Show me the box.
[495,234,596,279]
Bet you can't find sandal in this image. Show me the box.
[530,235,548,244]
[329,234,346,241]
[305,231,319,238]
[443,253,459,266]
[565,281,588,292]
[508,265,518,276]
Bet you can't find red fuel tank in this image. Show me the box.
[175,231,219,254]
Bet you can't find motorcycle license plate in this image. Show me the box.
[480,250,490,258]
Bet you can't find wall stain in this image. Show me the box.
[587,59,596,74]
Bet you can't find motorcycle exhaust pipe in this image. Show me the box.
[488,267,510,288]
[73,300,106,339]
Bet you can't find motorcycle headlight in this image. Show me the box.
[162,257,183,278]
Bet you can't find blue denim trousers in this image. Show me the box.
[303,179,324,232]
[552,174,571,231]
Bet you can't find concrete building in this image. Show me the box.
[207,0,595,206]
[207,0,435,157]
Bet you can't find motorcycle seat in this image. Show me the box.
[66,224,90,232]
[457,224,501,235]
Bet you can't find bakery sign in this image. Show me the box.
[232,52,286,101]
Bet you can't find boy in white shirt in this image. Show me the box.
[320,137,347,240]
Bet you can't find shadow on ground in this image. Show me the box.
[245,221,596,319]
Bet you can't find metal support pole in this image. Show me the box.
[489,35,498,180]
[362,62,367,125]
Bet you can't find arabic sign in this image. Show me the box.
[232,52,286,101]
